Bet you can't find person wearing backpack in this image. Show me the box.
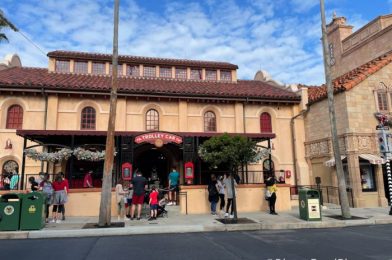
[39,173,54,223]
[208,174,219,215]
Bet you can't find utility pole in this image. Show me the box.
[98,0,120,227]
[319,0,351,218]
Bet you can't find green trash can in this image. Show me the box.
[0,193,22,231]
[299,188,322,221]
[19,192,46,230]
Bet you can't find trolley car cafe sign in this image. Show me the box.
[135,132,183,147]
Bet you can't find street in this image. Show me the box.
[1,225,392,260]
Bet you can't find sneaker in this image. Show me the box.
[50,219,56,223]
[56,220,62,224]
[224,213,229,218]
[137,217,141,220]
[229,215,234,219]
[173,202,177,206]
[272,212,278,215]
[62,215,65,221]
[148,217,154,221]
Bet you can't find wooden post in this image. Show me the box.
[98,0,120,227]
[319,0,351,218]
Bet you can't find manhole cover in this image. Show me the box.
[82,222,125,229]
[325,215,368,220]
[216,218,257,224]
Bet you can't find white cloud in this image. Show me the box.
[0,0,344,85]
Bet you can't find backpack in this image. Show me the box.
[208,183,218,196]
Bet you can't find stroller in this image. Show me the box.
[156,191,168,218]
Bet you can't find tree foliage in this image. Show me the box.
[198,133,270,171]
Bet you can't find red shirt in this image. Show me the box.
[83,173,93,188]
[149,190,158,205]
[52,180,67,191]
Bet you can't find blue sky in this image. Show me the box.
[0,0,391,85]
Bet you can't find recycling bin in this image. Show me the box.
[19,192,46,230]
[299,188,322,221]
[0,193,22,231]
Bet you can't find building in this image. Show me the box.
[0,51,308,215]
[304,15,392,207]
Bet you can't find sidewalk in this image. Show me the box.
[1,206,391,239]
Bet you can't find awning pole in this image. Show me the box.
[20,137,27,190]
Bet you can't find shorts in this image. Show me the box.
[132,194,145,205]
[170,185,178,192]
[150,204,158,210]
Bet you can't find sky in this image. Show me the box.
[0,0,391,85]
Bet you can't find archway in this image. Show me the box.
[133,143,181,188]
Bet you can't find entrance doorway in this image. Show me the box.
[133,143,181,188]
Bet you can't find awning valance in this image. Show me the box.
[359,154,385,164]
[324,156,346,167]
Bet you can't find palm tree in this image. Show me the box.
[0,10,18,43]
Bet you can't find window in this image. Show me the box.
[92,63,105,75]
[109,64,123,76]
[175,68,187,79]
[2,160,18,175]
[55,60,70,73]
[204,111,216,132]
[260,112,272,132]
[159,67,172,78]
[359,162,376,192]
[74,61,88,74]
[146,109,159,131]
[220,70,232,81]
[81,107,96,130]
[190,69,202,80]
[6,105,23,129]
[127,65,139,76]
[205,70,217,81]
[143,66,156,77]
[377,92,388,111]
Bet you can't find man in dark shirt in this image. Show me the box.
[130,171,147,220]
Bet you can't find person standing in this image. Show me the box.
[130,171,147,220]
[208,175,219,215]
[60,172,69,220]
[266,175,278,215]
[216,175,226,215]
[83,170,93,188]
[51,173,68,223]
[28,176,39,192]
[223,173,237,219]
[148,185,159,221]
[39,173,54,223]
[10,171,19,190]
[115,180,129,221]
[168,168,179,205]
[3,173,10,190]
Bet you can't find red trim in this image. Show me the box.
[16,129,275,139]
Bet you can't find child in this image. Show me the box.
[115,180,129,221]
[148,186,159,221]
[28,176,39,192]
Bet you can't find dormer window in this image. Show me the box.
[190,69,202,80]
[74,61,88,74]
[144,66,156,77]
[220,70,232,81]
[55,60,70,73]
[206,70,217,81]
[127,65,139,76]
[92,62,105,75]
[160,67,172,78]
[175,68,187,79]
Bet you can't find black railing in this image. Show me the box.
[290,185,354,207]
[201,170,287,185]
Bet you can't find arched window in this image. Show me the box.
[204,111,216,132]
[6,105,23,129]
[260,112,272,132]
[146,109,159,131]
[81,107,96,130]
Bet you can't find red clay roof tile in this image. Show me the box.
[0,67,300,102]
[305,50,392,104]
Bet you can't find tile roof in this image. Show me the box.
[306,50,392,104]
[47,50,239,70]
[0,67,300,102]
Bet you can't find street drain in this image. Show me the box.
[216,218,258,224]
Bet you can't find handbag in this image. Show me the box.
[265,189,272,200]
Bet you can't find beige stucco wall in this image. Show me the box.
[179,184,292,214]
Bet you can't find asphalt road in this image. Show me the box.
[1,225,392,260]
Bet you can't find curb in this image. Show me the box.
[2,218,392,240]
